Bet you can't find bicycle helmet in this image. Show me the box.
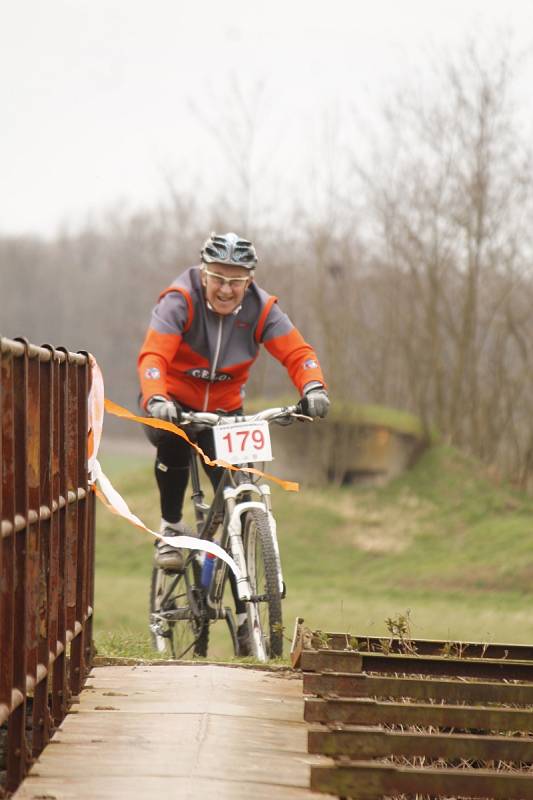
[200,232,257,269]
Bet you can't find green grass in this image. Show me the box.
[94,443,533,662]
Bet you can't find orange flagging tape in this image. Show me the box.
[104,398,299,492]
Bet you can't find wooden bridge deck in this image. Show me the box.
[14,663,333,799]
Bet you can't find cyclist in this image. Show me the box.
[137,231,329,651]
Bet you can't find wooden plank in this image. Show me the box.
[310,762,533,799]
[19,726,318,781]
[301,650,363,674]
[301,648,533,681]
[303,671,533,705]
[308,726,533,762]
[13,665,334,800]
[16,775,327,800]
[290,616,305,668]
[305,696,533,731]
[322,632,533,661]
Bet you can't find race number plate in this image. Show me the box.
[213,421,273,464]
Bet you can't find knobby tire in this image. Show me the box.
[243,508,283,659]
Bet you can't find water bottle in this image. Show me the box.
[201,552,216,588]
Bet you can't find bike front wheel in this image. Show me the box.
[149,556,209,659]
[242,509,283,659]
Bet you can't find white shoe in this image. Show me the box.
[154,521,193,572]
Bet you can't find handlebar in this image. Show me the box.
[179,404,311,428]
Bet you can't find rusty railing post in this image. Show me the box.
[7,339,30,791]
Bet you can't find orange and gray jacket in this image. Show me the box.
[138,266,326,412]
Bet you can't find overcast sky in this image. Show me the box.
[2,0,532,237]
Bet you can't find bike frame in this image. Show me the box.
[188,451,284,615]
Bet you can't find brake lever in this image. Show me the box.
[273,411,312,425]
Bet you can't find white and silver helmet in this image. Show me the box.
[200,232,257,269]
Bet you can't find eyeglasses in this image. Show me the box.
[204,269,251,289]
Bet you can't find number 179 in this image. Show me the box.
[222,428,265,452]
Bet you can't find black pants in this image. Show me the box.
[142,417,223,523]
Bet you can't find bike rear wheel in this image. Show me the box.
[242,509,283,659]
[149,556,209,659]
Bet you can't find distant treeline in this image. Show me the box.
[2,43,533,487]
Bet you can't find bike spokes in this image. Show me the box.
[149,558,209,659]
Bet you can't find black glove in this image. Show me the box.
[299,388,330,419]
[146,395,182,423]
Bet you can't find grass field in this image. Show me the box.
[94,441,533,662]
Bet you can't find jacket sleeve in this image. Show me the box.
[137,289,190,407]
[258,300,326,394]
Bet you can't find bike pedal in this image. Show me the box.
[150,623,171,638]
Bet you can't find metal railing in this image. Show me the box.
[292,619,533,799]
[0,336,95,794]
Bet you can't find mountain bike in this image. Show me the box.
[148,404,308,662]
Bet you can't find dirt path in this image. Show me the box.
[14,664,332,800]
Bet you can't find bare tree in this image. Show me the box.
[354,41,533,481]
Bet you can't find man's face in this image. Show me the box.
[201,262,253,315]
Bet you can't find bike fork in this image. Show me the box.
[258,485,285,596]
[224,490,269,662]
